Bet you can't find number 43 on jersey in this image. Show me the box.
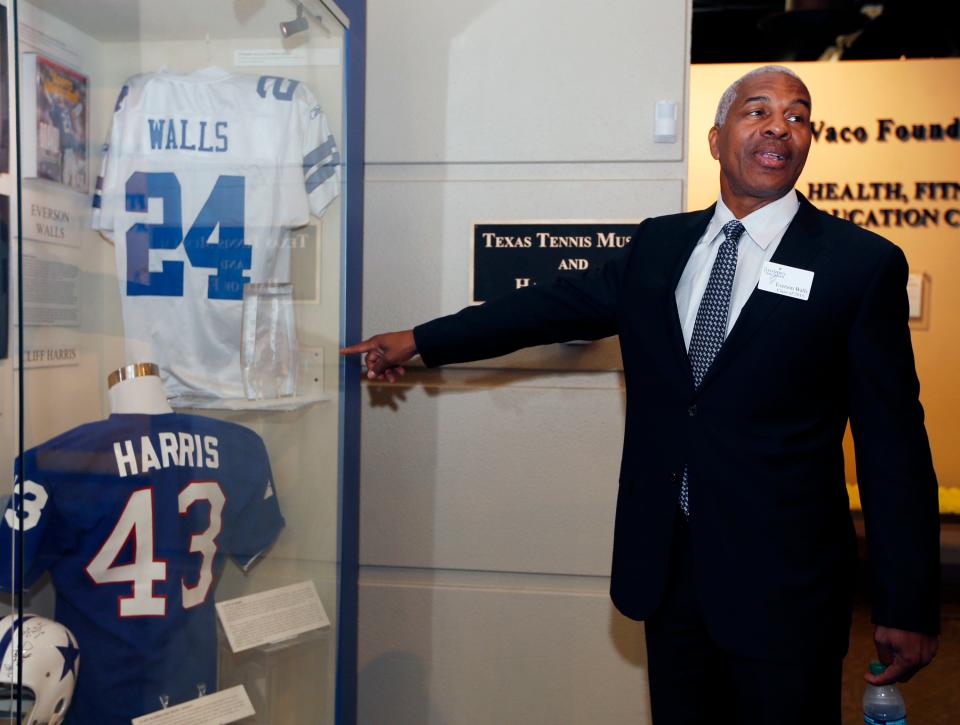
[86,482,225,617]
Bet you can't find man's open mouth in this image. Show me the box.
[754,150,788,168]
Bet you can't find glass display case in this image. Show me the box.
[0,0,362,722]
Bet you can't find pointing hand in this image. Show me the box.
[340,330,418,383]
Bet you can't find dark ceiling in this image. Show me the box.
[692,0,960,63]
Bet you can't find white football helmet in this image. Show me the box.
[0,614,79,725]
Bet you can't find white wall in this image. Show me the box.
[360,1,692,722]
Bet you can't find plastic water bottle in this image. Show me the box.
[863,662,907,724]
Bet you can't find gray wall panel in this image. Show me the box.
[360,373,624,574]
[367,0,687,163]
[359,572,651,725]
[360,0,691,721]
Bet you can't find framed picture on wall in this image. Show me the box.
[21,53,87,192]
[0,195,8,359]
[0,7,9,173]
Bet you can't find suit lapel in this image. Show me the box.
[696,196,826,391]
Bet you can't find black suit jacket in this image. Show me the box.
[413,196,940,661]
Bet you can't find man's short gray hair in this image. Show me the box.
[713,65,805,127]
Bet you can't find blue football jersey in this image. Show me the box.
[0,413,285,724]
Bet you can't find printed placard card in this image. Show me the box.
[22,186,86,247]
[216,580,330,653]
[131,685,254,725]
[906,272,924,319]
[234,48,342,67]
[758,261,814,301]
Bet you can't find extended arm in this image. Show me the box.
[342,224,643,377]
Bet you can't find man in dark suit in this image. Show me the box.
[343,66,940,723]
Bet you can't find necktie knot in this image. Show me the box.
[721,219,745,245]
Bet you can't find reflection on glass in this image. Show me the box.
[6,2,348,722]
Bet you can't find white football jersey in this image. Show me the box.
[92,66,339,400]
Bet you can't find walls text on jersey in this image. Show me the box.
[147,119,228,153]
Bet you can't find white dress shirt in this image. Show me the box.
[675,190,801,350]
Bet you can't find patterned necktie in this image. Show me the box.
[679,219,745,517]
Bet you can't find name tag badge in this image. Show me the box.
[758,262,814,301]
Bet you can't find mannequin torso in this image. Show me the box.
[107,363,172,415]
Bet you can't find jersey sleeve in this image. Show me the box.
[224,436,285,571]
[0,463,59,591]
[298,86,341,218]
[91,83,131,235]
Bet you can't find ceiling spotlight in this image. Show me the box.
[280,3,308,38]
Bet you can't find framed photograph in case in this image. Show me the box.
[21,53,87,192]
[0,8,8,173]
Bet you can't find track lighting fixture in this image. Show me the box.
[280,2,308,38]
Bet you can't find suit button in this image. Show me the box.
[670,472,678,482]
[688,404,697,417]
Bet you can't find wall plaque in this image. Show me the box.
[471,220,639,303]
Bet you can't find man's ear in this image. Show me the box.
[708,126,720,160]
